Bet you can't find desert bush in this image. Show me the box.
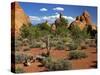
[27,40,41,48]
[40,42,46,49]
[67,43,78,50]
[15,37,31,51]
[86,24,97,39]
[20,24,31,39]
[35,44,41,48]
[41,57,72,71]
[59,17,69,27]
[56,45,65,50]
[15,54,29,64]
[15,40,22,47]
[62,37,72,44]
[15,47,21,51]
[50,41,57,48]
[56,27,70,37]
[15,67,24,73]
[55,41,65,50]
[30,45,34,48]
[85,39,96,47]
[58,59,72,70]
[30,42,41,48]
[39,22,51,31]
[69,50,87,59]
[15,39,23,51]
[70,25,91,46]
[70,25,82,39]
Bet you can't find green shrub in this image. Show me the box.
[35,44,41,48]
[41,57,72,71]
[15,54,29,64]
[55,41,65,50]
[41,57,52,66]
[39,22,51,31]
[30,45,34,48]
[15,47,20,51]
[30,42,41,48]
[15,39,23,51]
[69,50,87,59]
[55,59,72,70]
[56,44,65,50]
[15,40,22,47]
[40,42,46,49]
[20,25,30,39]
[67,43,78,50]
[69,25,91,47]
[85,39,96,47]
[15,67,24,73]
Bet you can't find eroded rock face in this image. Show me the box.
[51,23,56,31]
[69,20,85,30]
[11,2,31,37]
[82,11,92,25]
[69,11,97,30]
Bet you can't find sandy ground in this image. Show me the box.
[16,46,97,73]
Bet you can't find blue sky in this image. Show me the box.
[19,2,97,25]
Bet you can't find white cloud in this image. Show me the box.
[29,16,40,21]
[29,16,41,24]
[53,7,64,11]
[29,14,75,25]
[42,16,49,20]
[40,8,48,11]
[63,16,75,24]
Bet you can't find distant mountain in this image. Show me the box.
[11,2,31,37]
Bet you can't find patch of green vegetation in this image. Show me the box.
[15,54,29,64]
[69,50,87,59]
[41,57,72,71]
[16,17,93,53]
[67,42,78,50]
[15,67,24,73]
[70,25,90,45]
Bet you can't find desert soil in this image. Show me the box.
[16,46,97,73]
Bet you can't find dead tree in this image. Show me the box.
[46,35,51,56]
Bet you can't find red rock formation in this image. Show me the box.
[11,2,31,37]
[51,23,56,31]
[51,12,68,31]
[82,11,92,25]
[69,11,97,30]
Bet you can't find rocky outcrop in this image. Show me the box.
[11,2,31,37]
[51,23,56,31]
[51,13,68,31]
[69,11,97,30]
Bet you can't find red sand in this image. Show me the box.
[16,47,97,73]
